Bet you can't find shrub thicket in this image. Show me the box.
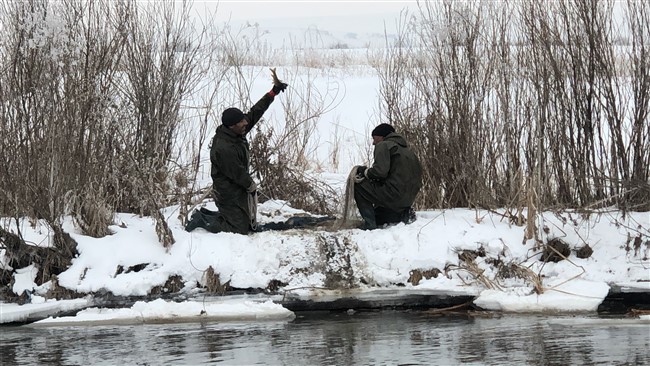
[375,0,649,213]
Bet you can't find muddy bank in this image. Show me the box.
[598,286,650,313]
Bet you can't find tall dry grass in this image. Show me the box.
[373,0,649,217]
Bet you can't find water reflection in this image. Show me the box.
[1,311,648,365]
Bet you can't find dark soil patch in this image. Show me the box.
[115,263,149,276]
[458,246,486,263]
[408,268,442,286]
[267,279,288,292]
[150,275,185,295]
[540,238,571,262]
[0,226,78,295]
[575,244,594,259]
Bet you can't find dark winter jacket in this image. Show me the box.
[359,132,422,211]
[209,93,275,234]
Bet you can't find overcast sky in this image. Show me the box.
[200,0,416,20]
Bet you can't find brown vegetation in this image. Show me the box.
[374,0,650,214]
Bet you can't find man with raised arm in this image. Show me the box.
[186,71,288,234]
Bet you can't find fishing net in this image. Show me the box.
[335,165,364,230]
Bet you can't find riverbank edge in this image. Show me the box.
[2,285,649,326]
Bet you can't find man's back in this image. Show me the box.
[376,133,422,209]
[210,125,250,206]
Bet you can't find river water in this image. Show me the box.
[1,311,648,365]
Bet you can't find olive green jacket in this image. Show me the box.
[209,93,275,234]
[361,132,422,211]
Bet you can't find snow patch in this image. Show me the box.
[474,280,610,313]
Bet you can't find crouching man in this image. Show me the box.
[354,123,422,230]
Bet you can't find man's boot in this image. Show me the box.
[185,210,206,232]
[200,207,219,216]
[402,206,416,224]
[376,206,403,226]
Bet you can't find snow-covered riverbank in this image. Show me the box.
[2,200,648,325]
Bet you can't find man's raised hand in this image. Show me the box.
[270,68,288,95]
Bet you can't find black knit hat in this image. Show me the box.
[222,108,245,127]
[371,123,395,137]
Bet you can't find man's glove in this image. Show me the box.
[354,166,367,183]
[271,82,288,95]
[247,181,257,193]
